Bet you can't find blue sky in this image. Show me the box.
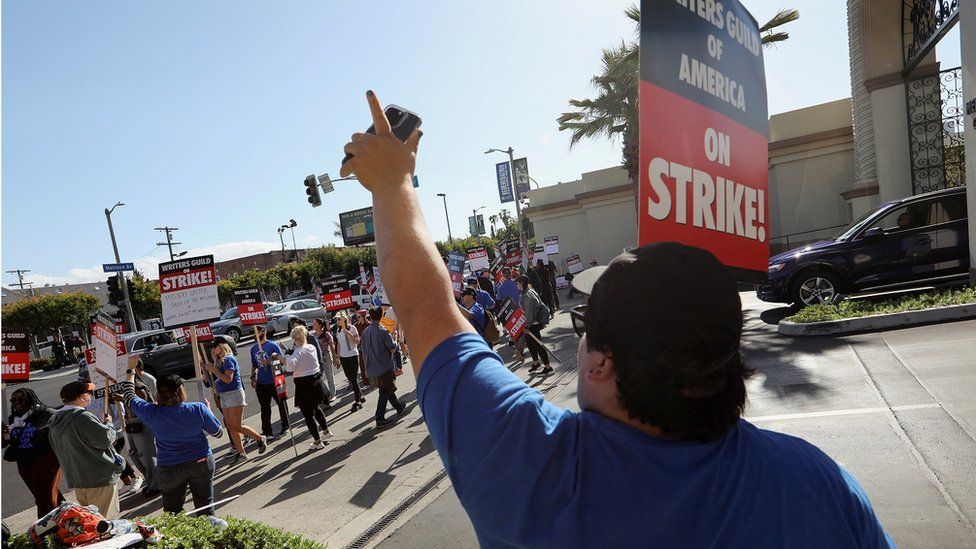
[1,0,962,286]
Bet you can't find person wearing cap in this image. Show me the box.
[338,91,891,548]
[47,381,125,519]
[465,277,495,310]
[457,287,489,337]
[516,275,552,375]
[117,359,224,515]
[250,325,290,439]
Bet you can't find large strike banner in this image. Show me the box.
[322,276,355,312]
[159,255,221,329]
[234,288,266,326]
[639,0,769,281]
[467,246,490,272]
[1,327,30,382]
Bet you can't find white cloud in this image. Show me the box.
[25,240,281,285]
[302,235,319,244]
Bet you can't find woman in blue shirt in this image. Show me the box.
[205,343,266,463]
[120,357,223,515]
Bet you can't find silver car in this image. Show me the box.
[265,299,326,336]
[209,302,276,343]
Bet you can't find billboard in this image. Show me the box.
[339,207,375,246]
[496,161,514,203]
[512,157,531,199]
[158,255,221,329]
[639,0,769,281]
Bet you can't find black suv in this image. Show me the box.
[77,329,238,381]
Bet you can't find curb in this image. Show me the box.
[778,303,976,336]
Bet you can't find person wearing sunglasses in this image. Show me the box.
[2,388,65,517]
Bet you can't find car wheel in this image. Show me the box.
[792,270,842,307]
[227,328,241,343]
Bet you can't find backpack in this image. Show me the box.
[537,296,551,327]
[29,502,103,546]
[482,311,501,346]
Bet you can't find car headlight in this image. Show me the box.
[768,263,786,273]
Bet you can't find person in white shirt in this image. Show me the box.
[335,313,366,412]
[273,326,333,451]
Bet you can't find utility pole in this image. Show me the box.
[6,269,35,296]
[154,227,182,261]
[436,193,453,243]
[485,147,529,269]
[105,203,138,330]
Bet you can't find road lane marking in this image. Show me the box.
[745,403,942,423]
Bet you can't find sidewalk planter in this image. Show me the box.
[7,514,324,549]
[779,303,976,336]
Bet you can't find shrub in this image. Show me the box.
[786,287,976,324]
[30,358,55,371]
[7,514,323,549]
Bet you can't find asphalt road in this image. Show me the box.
[0,334,296,518]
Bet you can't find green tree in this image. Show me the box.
[2,292,99,354]
[128,271,161,321]
[557,5,799,193]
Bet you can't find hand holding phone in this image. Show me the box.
[339,91,422,191]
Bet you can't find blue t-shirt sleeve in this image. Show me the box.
[128,397,157,423]
[198,403,222,435]
[838,466,896,548]
[220,356,238,375]
[417,332,577,540]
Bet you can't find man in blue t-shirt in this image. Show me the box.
[457,288,488,336]
[249,326,289,438]
[465,277,495,310]
[494,267,520,310]
[337,91,893,548]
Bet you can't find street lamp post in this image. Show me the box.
[104,202,138,330]
[277,227,286,256]
[287,219,298,251]
[436,193,453,243]
[485,147,528,269]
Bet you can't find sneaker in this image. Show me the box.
[321,429,334,440]
[257,436,268,455]
[262,432,276,441]
[231,452,249,465]
[309,440,324,451]
[528,363,541,373]
[357,397,366,404]
[328,395,339,404]
[540,366,554,376]
[351,403,362,412]
[223,448,239,460]
[395,403,406,416]
[120,477,143,496]
[375,417,397,430]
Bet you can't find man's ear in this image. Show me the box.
[585,350,616,382]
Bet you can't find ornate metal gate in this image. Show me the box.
[905,66,966,194]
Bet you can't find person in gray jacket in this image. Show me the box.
[517,275,552,375]
[47,381,125,519]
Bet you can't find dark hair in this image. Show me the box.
[585,307,748,441]
[368,307,383,321]
[313,317,328,329]
[156,374,186,406]
[293,317,308,327]
[460,287,477,298]
[516,275,530,289]
[8,388,45,421]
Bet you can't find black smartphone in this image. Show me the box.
[341,104,422,165]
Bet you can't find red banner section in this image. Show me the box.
[496,298,526,341]
[322,276,355,312]
[234,288,266,326]
[173,324,214,344]
[2,328,31,382]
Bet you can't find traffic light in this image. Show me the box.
[106,275,123,304]
[126,278,136,299]
[305,174,321,207]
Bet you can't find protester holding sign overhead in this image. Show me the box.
[205,343,266,463]
[337,90,890,546]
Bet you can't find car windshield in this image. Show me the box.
[833,206,884,241]
[266,304,286,314]
[220,307,239,320]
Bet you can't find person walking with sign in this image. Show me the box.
[118,359,224,515]
[516,275,552,376]
[335,313,366,412]
[312,317,340,404]
[273,326,333,451]
[205,343,267,463]
[3,388,65,517]
[250,326,290,440]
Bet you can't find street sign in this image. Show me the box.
[639,0,769,281]
[102,263,134,273]
[317,174,335,194]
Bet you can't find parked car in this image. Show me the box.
[209,302,277,343]
[758,187,969,307]
[265,299,326,336]
[285,290,315,301]
[78,329,238,381]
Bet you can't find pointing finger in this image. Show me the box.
[366,90,392,136]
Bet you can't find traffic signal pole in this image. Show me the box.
[104,207,138,330]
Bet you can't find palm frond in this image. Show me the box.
[624,4,640,25]
[759,9,799,33]
[761,32,790,46]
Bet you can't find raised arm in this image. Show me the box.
[340,91,472,375]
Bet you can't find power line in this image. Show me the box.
[5,269,35,296]
[154,227,182,261]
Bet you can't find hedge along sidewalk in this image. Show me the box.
[779,287,976,336]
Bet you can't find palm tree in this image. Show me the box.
[558,5,799,194]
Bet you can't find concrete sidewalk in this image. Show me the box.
[1,303,585,548]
